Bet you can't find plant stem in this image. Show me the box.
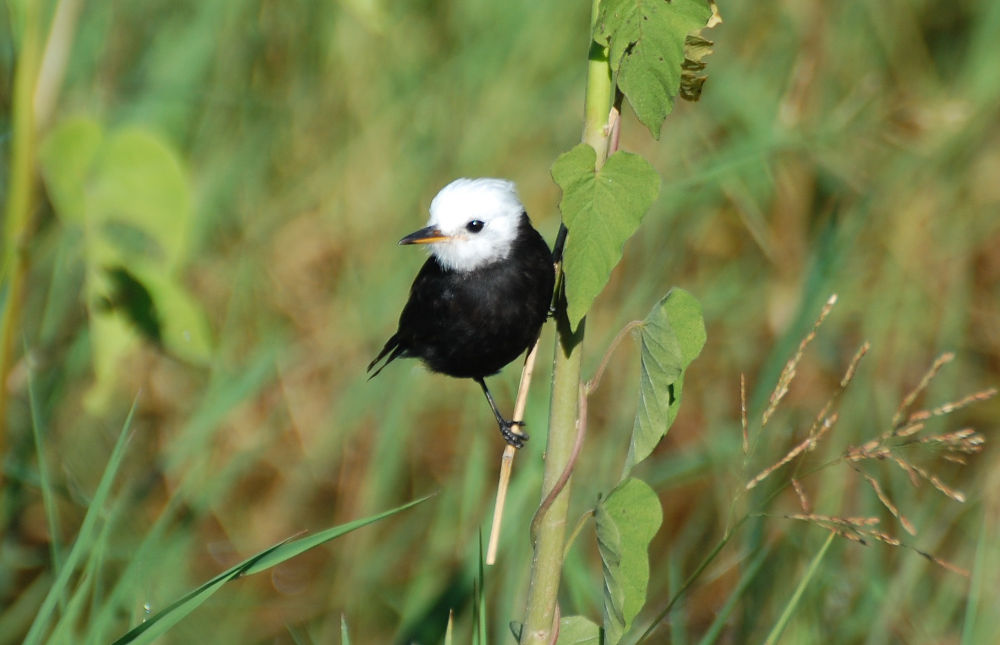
[520,316,584,645]
[519,2,613,640]
[486,339,541,565]
[762,531,836,645]
[1,0,43,457]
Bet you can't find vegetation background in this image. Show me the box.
[2,0,999,643]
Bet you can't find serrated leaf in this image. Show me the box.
[557,616,602,644]
[595,0,713,138]
[596,478,663,645]
[111,496,430,645]
[551,144,660,329]
[625,288,706,473]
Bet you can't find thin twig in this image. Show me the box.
[486,339,541,564]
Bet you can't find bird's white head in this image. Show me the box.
[399,178,525,272]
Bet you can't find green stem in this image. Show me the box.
[519,2,613,641]
[636,517,749,643]
[1,0,43,458]
[520,317,584,644]
[762,531,836,645]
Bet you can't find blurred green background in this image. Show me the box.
[2,0,999,643]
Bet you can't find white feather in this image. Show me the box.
[424,178,524,272]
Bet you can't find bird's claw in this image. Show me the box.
[500,420,528,449]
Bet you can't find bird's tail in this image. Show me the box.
[367,334,405,379]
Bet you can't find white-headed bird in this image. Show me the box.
[368,178,555,448]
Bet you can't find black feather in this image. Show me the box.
[369,213,553,380]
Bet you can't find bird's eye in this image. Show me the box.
[466,220,485,233]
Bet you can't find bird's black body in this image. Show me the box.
[368,213,554,446]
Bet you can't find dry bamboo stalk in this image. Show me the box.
[486,339,540,564]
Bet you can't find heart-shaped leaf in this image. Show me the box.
[551,143,660,329]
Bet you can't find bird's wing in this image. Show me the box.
[369,258,451,378]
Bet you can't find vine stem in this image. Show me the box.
[586,320,643,395]
[529,384,589,546]
[519,0,614,640]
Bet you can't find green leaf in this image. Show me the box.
[85,295,142,412]
[551,144,660,329]
[596,478,663,645]
[39,118,212,408]
[625,288,706,473]
[38,116,103,225]
[557,616,602,644]
[101,266,163,342]
[595,0,713,138]
[132,268,214,364]
[111,495,430,645]
[89,127,192,269]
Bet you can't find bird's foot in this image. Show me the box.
[499,420,529,449]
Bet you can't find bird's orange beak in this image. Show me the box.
[399,226,450,245]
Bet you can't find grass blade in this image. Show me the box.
[444,610,454,645]
[960,514,989,645]
[112,494,431,644]
[695,546,769,645]
[26,360,63,581]
[474,531,487,645]
[23,398,138,645]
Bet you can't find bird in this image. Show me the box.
[367,178,555,448]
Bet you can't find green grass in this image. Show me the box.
[2,0,999,643]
